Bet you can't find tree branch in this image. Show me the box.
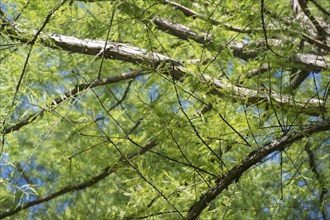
[0,140,157,219]
[184,119,330,220]
[246,64,271,79]
[161,0,330,52]
[159,0,254,34]
[202,73,326,116]
[2,29,327,137]
[4,33,326,137]
[3,70,146,134]
[309,0,330,17]
[287,70,309,92]
[264,7,330,51]
[304,141,328,220]
[119,2,329,71]
[39,34,328,116]
[297,0,328,41]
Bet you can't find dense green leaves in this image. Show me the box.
[0,0,329,219]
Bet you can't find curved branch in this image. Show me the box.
[304,141,328,220]
[116,1,329,71]
[302,33,330,52]
[297,0,327,40]
[3,32,326,137]
[264,7,330,51]
[184,119,330,220]
[0,140,157,219]
[3,70,146,134]
[160,0,330,53]
[309,0,330,17]
[37,34,329,116]
[2,31,327,137]
[41,33,185,79]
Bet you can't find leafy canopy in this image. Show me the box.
[0,0,329,219]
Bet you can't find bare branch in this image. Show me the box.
[288,70,309,92]
[152,16,213,44]
[202,73,326,116]
[246,64,271,79]
[294,53,328,70]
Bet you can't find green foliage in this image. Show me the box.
[0,0,329,219]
